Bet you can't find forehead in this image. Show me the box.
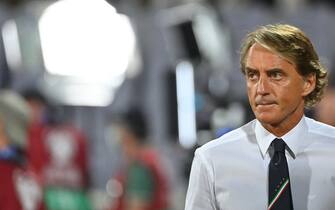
[246,43,295,70]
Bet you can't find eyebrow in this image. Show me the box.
[245,67,284,73]
[267,68,284,72]
[245,67,257,73]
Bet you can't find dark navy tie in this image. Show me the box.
[268,138,293,210]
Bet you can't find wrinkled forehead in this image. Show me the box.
[253,42,295,62]
[246,43,296,71]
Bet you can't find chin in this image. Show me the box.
[255,113,280,125]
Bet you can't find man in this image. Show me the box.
[185,24,334,210]
[0,90,44,210]
[110,109,169,210]
[22,89,92,210]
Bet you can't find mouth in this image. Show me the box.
[256,104,276,111]
[255,100,277,107]
[256,102,275,106]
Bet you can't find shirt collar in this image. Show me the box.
[255,116,307,159]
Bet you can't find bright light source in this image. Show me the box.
[2,19,22,72]
[54,83,113,107]
[176,61,197,149]
[39,0,135,81]
[38,0,139,106]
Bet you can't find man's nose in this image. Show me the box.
[256,77,270,95]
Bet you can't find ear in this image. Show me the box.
[302,73,316,97]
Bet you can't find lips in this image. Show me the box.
[255,98,277,106]
[256,102,276,106]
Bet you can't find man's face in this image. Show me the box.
[118,126,137,160]
[245,43,315,128]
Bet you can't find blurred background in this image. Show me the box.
[1,0,335,209]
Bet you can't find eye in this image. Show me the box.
[246,71,258,81]
[270,71,283,80]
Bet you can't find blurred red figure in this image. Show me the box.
[0,90,44,210]
[110,109,169,210]
[22,89,49,176]
[42,125,89,188]
[22,89,91,210]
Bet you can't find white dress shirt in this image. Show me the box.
[185,116,335,210]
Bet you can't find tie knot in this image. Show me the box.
[272,138,286,153]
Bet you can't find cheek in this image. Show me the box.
[247,93,257,112]
[247,84,257,100]
[277,87,302,109]
[246,82,255,94]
